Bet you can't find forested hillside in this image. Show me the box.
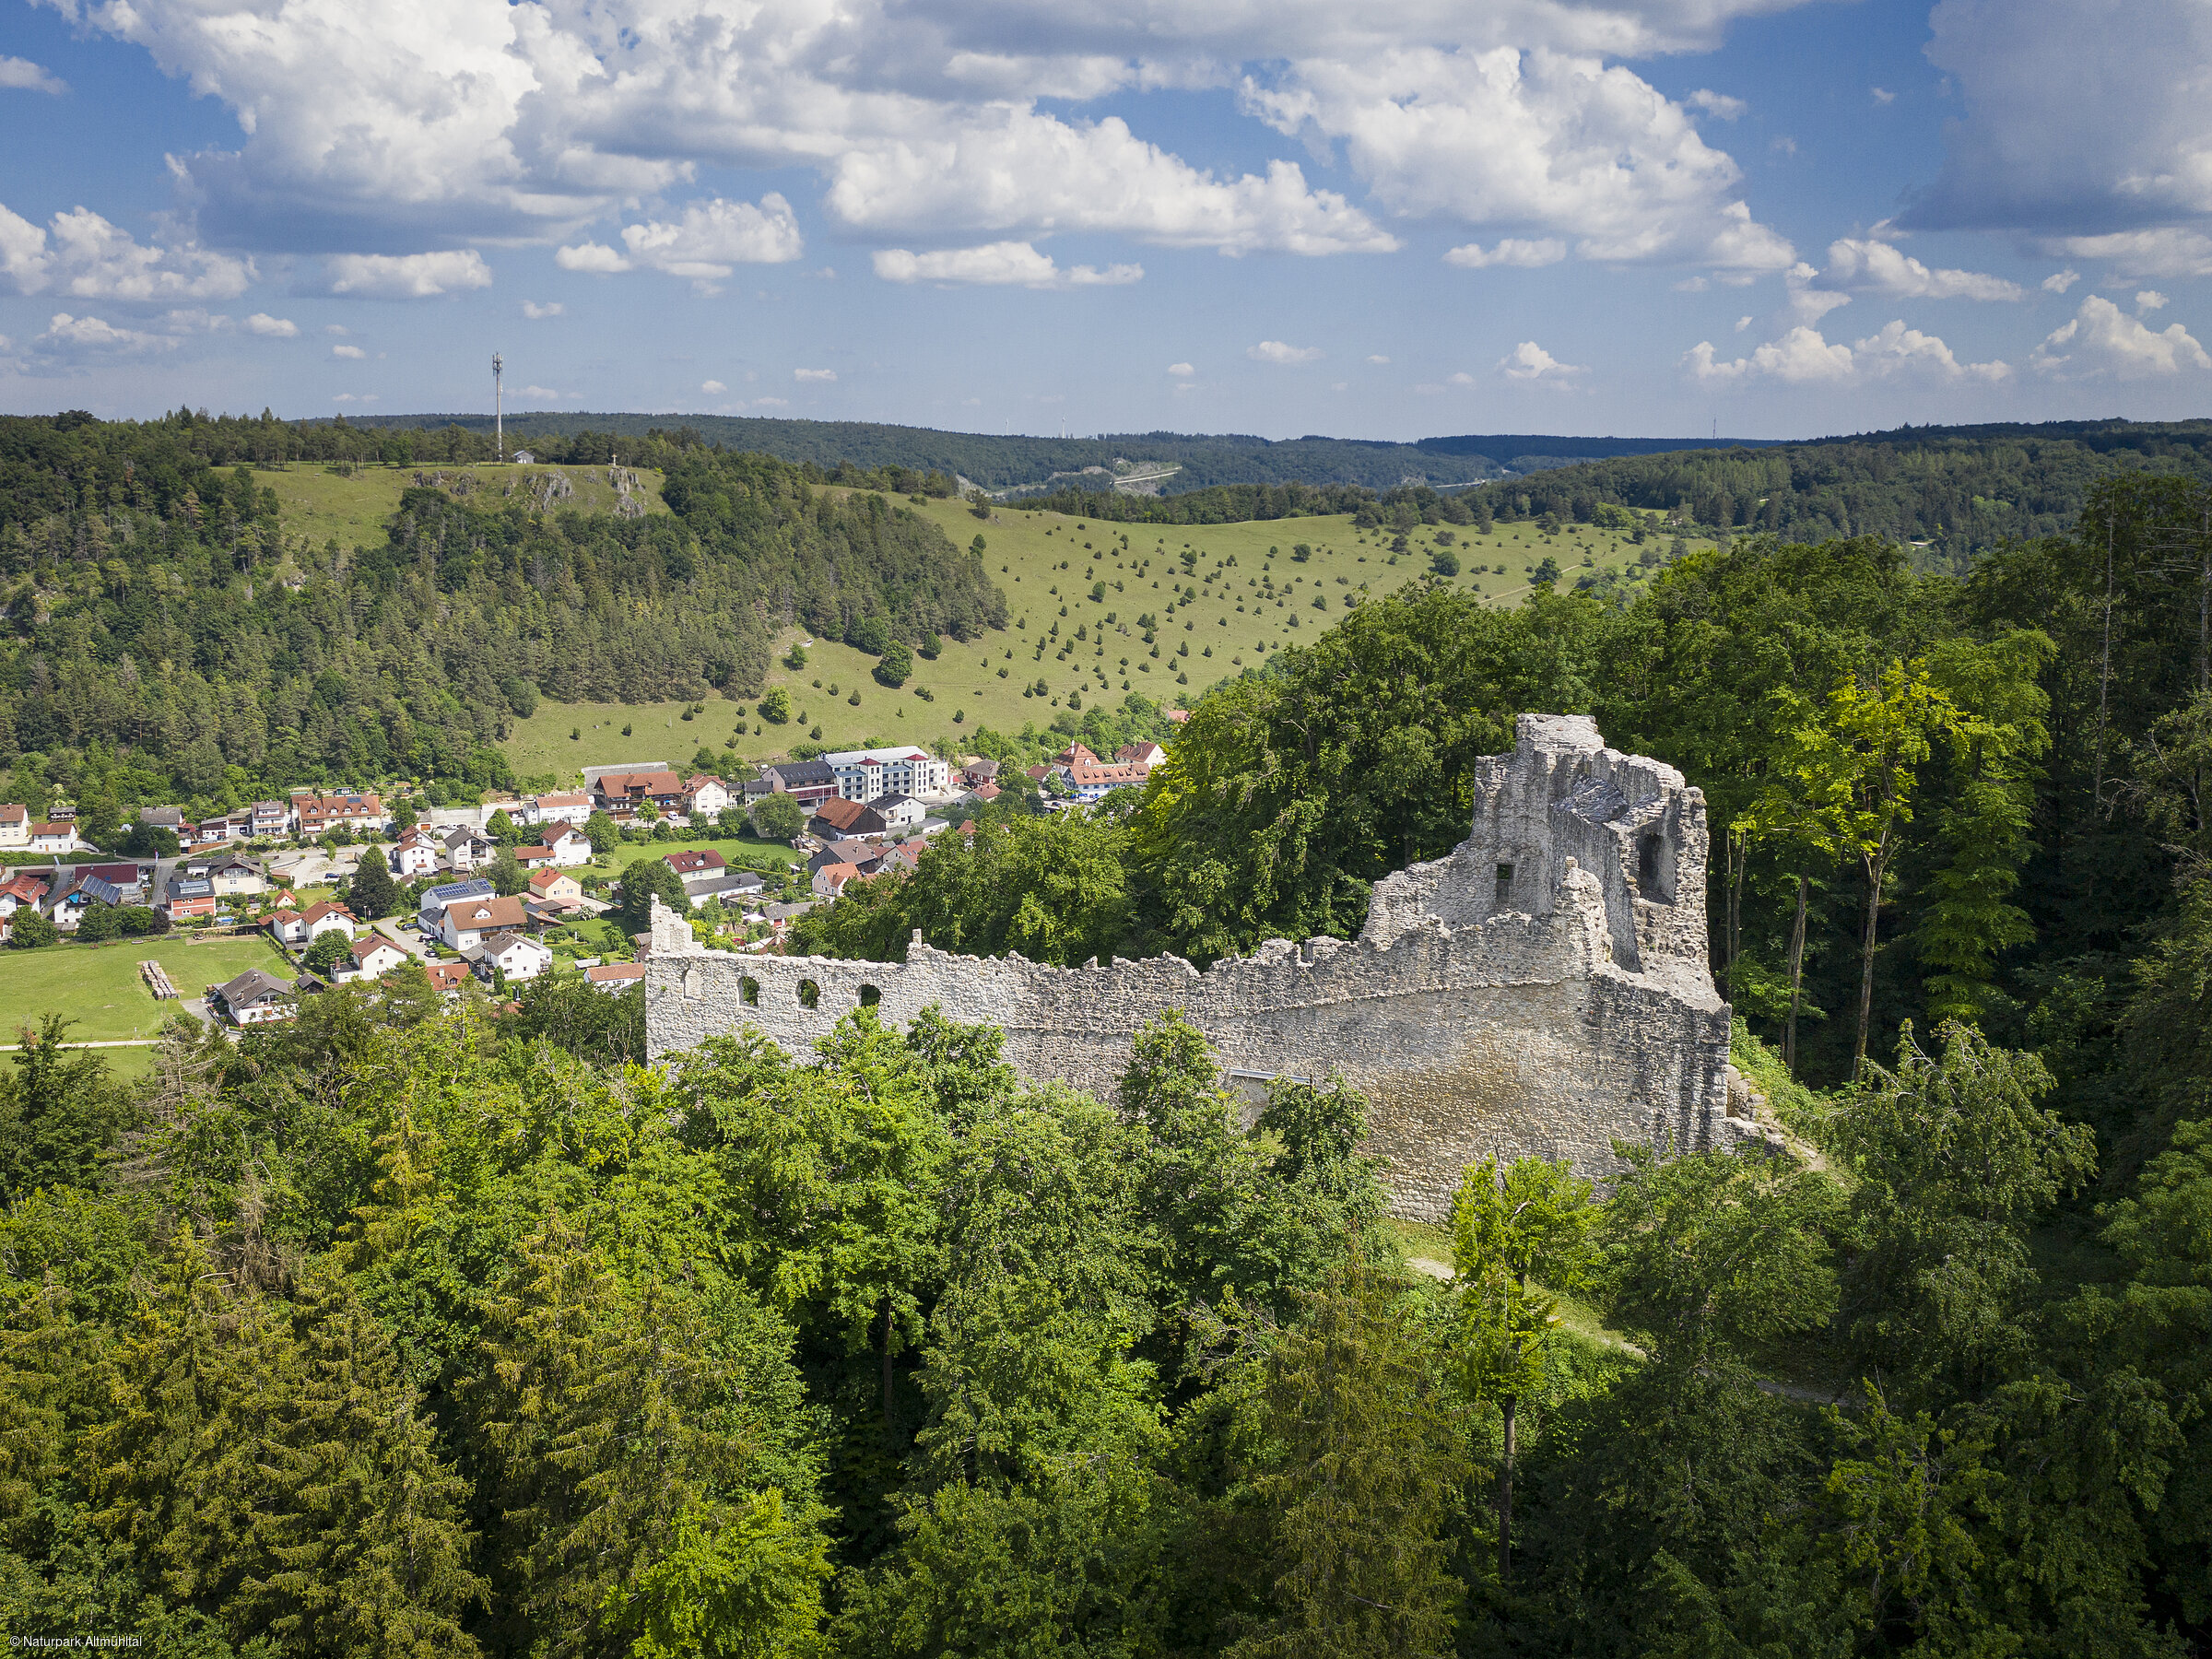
[0,413,1000,818]
[1470,418,2212,561]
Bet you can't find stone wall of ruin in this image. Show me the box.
[644,713,1776,1219]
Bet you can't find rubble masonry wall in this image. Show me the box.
[643,713,1771,1220]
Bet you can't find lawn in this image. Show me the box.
[497,490,1712,781]
[262,460,665,554]
[0,934,292,1044]
[585,835,804,883]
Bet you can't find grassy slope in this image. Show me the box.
[264,461,666,553]
[500,492,1709,782]
[0,935,290,1042]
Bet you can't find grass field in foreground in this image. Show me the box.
[262,460,666,554]
[498,492,1712,781]
[0,935,291,1043]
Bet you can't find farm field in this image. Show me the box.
[0,935,291,1044]
[262,459,666,552]
[498,489,1710,780]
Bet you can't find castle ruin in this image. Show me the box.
[643,713,1779,1219]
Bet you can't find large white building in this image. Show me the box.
[825,747,953,803]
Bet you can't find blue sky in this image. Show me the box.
[4,0,2210,441]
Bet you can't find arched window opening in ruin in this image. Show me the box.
[1495,863,1514,908]
[859,983,881,1007]
[797,979,819,1008]
[1637,831,1674,903]
[741,976,759,1006]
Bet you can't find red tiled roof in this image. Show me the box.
[585,962,646,984]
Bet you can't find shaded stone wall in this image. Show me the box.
[644,713,1777,1219]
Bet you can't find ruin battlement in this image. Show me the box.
[643,713,1777,1218]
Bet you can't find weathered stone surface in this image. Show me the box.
[644,713,1776,1218]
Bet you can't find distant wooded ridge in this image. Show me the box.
[305,411,1777,491]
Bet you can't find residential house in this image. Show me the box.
[1115,741,1167,770]
[527,866,583,907]
[540,823,593,867]
[808,797,888,841]
[46,879,88,932]
[589,769,685,814]
[873,793,927,832]
[760,759,839,807]
[513,843,557,871]
[584,962,646,994]
[301,900,356,941]
[683,775,731,818]
[165,875,217,923]
[1066,761,1147,802]
[811,861,867,898]
[29,822,76,855]
[138,806,191,836]
[213,969,295,1026]
[532,791,594,828]
[826,747,953,803]
[247,800,290,838]
[206,855,267,896]
[441,894,528,951]
[425,961,472,997]
[693,867,766,903]
[80,863,149,903]
[267,908,308,946]
[336,935,410,982]
[0,806,28,848]
[293,792,388,837]
[665,848,726,879]
[959,759,1000,788]
[418,877,494,931]
[0,875,49,924]
[443,826,495,872]
[965,781,1002,804]
[391,828,442,879]
[465,931,553,984]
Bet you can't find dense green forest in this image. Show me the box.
[1470,418,2212,561]
[4,412,2212,1650]
[316,416,1513,492]
[0,413,1001,823]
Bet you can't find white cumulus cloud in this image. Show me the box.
[523,300,563,318]
[1366,354,1390,363]
[1688,319,2010,385]
[2138,289,2170,312]
[1248,340,1323,363]
[36,0,1807,281]
[617,195,804,280]
[1243,47,1792,271]
[1497,340,1585,384]
[0,203,253,300]
[35,312,178,357]
[322,250,491,298]
[1821,238,2024,300]
[0,56,66,94]
[2042,268,2080,293]
[2030,293,2212,379]
[1167,362,1194,376]
[1443,238,1566,268]
[701,378,726,394]
[244,312,298,336]
[794,368,837,382]
[1688,89,1745,119]
[332,343,366,359]
[872,241,1141,288]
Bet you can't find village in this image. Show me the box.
[0,734,1177,1032]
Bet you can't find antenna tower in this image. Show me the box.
[493,352,505,461]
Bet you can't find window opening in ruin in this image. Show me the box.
[797,979,819,1008]
[859,984,881,1007]
[741,976,759,1006]
[1495,863,1514,907]
[1637,832,1672,902]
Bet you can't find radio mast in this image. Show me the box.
[492,352,504,461]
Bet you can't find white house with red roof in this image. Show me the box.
[300,900,357,941]
[682,775,731,818]
[0,806,28,849]
[335,935,410,982]
[584,961,646,994]
[540,823,593,866]
[391,828,441,879]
